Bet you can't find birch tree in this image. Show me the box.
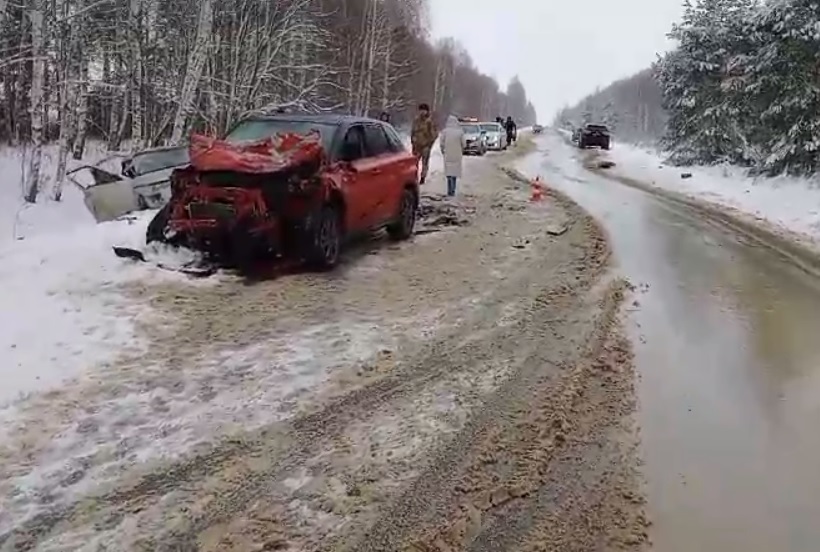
[24,0,44,203]
[0,0,539,169]
[128,0,143,150]
[170,0,213,143]
[53,0,86,201]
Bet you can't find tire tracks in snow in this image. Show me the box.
[1,149,645,551]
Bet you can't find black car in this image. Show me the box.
[578,124,611,150]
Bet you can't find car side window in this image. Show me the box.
[340,125,366,161]
[363,124,391,157]
[382,124,406,153]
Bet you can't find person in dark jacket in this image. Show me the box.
[504,116,517,147]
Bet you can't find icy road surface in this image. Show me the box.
[520,131,820,552]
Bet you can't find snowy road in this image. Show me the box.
[518,131,820,552]
[0,141,647,550]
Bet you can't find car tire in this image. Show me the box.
[146,203,171,244]
[387,188,417,241]
[305,204,341,270]
[229,220,257,273]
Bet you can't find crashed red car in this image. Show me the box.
[147,114,419,270]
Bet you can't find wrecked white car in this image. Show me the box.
[67,146,189,222]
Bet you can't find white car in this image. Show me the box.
[480,122,506,151]
[460,122,487,155]
[67,146,190,222]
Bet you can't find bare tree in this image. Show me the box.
[170,0,213,143]
[0,0,539,195]
[24,0,45,203]
[128,0,143,150]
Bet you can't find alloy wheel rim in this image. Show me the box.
[320,215,338,260]
[403,195,415,229]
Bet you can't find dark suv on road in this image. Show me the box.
[577,124,611,150]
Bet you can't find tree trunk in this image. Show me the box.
[24,0,44,204]
[129,0,143,150]
[73,59,89,159]
[15,21,31,144]
[55,2,84,201]
[170,0,213,143]
[380,29,392,110]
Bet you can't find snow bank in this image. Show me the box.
[0,142,125,243]
[608,143,820,251]
[0,210,207,406]
[0,143,198,406]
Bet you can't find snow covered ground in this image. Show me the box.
[0,136,438,408]
[0,144,212,407]
[605,141,820,252]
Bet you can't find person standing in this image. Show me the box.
[505,116,517,147]
[411,103,437,184]
[439,115,464,197]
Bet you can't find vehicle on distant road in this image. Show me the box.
[480,122,506,151]
[143,114,419,271]
[460,122,487,156]
[577,124,611,150]
[532,124,544,134]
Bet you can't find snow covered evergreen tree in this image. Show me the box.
[655,0,759,166]
[741,0,820,175]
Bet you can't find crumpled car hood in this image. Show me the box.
[188,131,325,174]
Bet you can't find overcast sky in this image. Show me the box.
[429,0,684,121]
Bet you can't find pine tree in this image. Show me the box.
[656,0,758,166]
[742,0,820,175]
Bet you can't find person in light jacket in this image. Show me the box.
[439,115,465,197]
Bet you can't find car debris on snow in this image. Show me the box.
[416,194,473,230]
[545,221,570,236]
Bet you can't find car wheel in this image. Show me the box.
[229,220,257,273]
[305,204,341,270]
[387,188,417,241]
[146,203,172,244]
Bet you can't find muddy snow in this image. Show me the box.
[0,140,646,551]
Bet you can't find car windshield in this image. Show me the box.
[225,119,337,151]
[129,147,189,176]
[480,124,500,132]
[461,124,481,134]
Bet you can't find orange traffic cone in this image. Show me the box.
[530,176,544,202]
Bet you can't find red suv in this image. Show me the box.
[147,114,419,270]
